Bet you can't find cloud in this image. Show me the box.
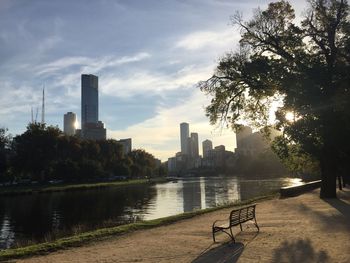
[35,52,151,76]
[100,64,214,98]
[175,29,239,51]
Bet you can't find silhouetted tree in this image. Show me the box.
[97,139,124,173]
[11,123,62,181]
[6,123,161,183]
[0,128,12,181]
[128,149,156,178]
[272,136,320,178]
[199,0,350,198]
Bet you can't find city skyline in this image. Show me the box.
[0,0,307,161]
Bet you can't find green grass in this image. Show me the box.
[0,178,170,196]
[0,192,278,261]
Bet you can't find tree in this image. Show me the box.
[0,128,12,181]
[272,136,321,178]
[199,0,350,198]
[11,123,62,181]
[97,139,124,172]
[128,149,156,178]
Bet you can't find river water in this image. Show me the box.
[0,176,301,249]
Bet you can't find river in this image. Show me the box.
[0,176,301,249]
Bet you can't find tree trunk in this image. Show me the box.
[338,175,343,190]
[320,157,337,198]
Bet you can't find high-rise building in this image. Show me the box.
[190,132,199,158]
[236,126,252,149]
[81,74,98,126]
[81,74,106,140]
[82,121,106,140]
[180,122,189,154]
[214,145,226,167]
[202,139,213,158]
[117,138,132,155]
[63,112,76,136]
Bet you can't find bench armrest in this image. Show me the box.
[212,219,227,228]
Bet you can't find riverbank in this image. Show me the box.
[0,177,168,196]
[0,194,277,261]
[6,187,350,263]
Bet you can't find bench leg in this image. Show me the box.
[239,223,243,231]
[254,217,259,231]
[213,228,235,243]
[229,227,236,243]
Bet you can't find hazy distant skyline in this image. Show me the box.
[0,0,306,161]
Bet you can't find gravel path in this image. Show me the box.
[14,188,350,263]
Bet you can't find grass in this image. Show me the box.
[0,177,168,196]
[0,192,278,261]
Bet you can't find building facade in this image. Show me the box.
[82,121,106,140]
[117,138,132,155]
[180,122,189,154]
[63,112,76,136]
[81,74,106,140]
[189,132,199,158]
[202,139,213,158]
[81,74,98,126]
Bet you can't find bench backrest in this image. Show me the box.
[229,205,256,226]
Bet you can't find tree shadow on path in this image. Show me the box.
[191,242,244,263]
[272,239,330,263]
[323,189,350,219]
[296,189,350,231]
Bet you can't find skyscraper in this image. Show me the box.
[202,139,213,158]
[64,112,76,136]
[190,132,199,158]
[81,74,98,127]
[180,122,189,154]
[81,74,106,140]
[117,138,132,155]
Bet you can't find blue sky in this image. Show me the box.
[0,0,306,161]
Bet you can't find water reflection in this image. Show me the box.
[0,177,301,249]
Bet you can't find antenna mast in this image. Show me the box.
[41,85,45,124]
[35,107,38,123]
[31,107,34,123]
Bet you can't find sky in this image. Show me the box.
[0,0,307,161]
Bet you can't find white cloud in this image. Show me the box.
[35,52,151,76]
[108,89,236,161]
[100,64,214,98]
[175,29,239,51]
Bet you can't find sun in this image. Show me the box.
[74,120,79,129]
[285,111,295,122]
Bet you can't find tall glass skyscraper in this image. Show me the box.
[81,74,106,140]
[190,132,199,157]
[81,74,98,127]
[180,122,189,154]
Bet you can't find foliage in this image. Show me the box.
[272,136,320,177]
[2,123,162,183]
[0,128,11,181]
[128,149,157,178]
[11,123,62,181]
[199,0,350,198]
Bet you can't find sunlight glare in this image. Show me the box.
[285,111,295,122]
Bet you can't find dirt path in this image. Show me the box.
[14,188,350,263]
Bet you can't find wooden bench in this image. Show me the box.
[212,204,259,242]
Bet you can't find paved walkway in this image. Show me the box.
[15,188,350,263]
